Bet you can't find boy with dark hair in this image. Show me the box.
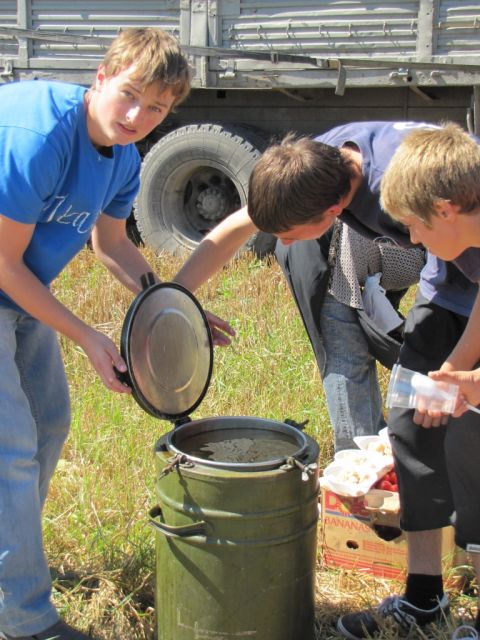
[247,133,354,232]
[175,123,426,453]
[174,121,480,639]
[0,27,231,640]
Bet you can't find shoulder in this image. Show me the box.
[315,121,439,150]
[1,81,87,170]
[0,80,85,141]
[315,122,390,146]
[454,248,480,283]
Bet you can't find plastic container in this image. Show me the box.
[322,461,378,497]
[386,364,458,414]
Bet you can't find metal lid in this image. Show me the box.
[120,275,213,420]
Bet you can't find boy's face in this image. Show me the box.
[275,207,341,246]
[399,204,465,260]
[87,64,176,147]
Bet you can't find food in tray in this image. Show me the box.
[335,449,378,465]
[352,435,394,466]
[363,439,392,457]
[334,447,391,470]
[334,467,376,485]
[322,461,378,497]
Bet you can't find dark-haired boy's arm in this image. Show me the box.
[174,206,257,292]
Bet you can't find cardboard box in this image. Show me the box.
[320,483,456,579]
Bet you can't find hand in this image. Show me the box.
[80,328,131,393]
[429,368,480,416]
[204,310,236,347]
[411,362,453,427]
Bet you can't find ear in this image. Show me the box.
[432,199,460,223]
[95,64,107,91]
[326,203,343,218]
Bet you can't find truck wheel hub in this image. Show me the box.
[196,187,228,220]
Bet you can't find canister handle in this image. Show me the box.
[149,506,207,538]
[284,418,309,431]
[281,456,318,481]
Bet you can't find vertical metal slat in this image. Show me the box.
[17,0,31,65]
[417,0,439,60]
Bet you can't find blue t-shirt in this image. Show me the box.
[0,80,141,310]
[316,121,480,317]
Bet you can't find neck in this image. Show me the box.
[84,89,107,150]
[340,146,364,208]
[461,211,480,248]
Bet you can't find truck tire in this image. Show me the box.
[134,123,275,256]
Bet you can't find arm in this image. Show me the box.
[0,214,129,393]
[429,368,480,410]
[440,288,480,371]
[427,290,480,411]
[174,206,258,292]
[91,214,157,294]
[415,289,480,423]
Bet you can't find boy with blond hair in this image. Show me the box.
[0,27,232,640]
[337,122,480,640]
[381,122,480,403]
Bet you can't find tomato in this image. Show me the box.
[385,471,397,483]
[379,480,394,491]
[374,470,399,492]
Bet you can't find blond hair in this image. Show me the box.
[102,28,190,106]
[381,123,480,226]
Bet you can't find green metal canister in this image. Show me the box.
[151,416,319,640]
[117,281,320,639]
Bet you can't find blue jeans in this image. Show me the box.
[275,240,385,451]
[0,308,70,636]
[319,293,385,450]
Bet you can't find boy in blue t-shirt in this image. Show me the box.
[174,122,480,639]
[0,27,233,640]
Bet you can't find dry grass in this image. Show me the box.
[41,246,477,639]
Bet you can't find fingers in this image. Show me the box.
[83,330,131,394]
[204,310,236,348]
[101,359,131,394]
[452,393,469,418]
[413,409,448,428]
[205,310,236,336]
[429,370,452,383]
[211,328,233,347]
[102,348,131,394]
[106,366,131,393]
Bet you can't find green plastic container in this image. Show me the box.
[151,416,320,640]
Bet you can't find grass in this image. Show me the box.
[43,246,477,639]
